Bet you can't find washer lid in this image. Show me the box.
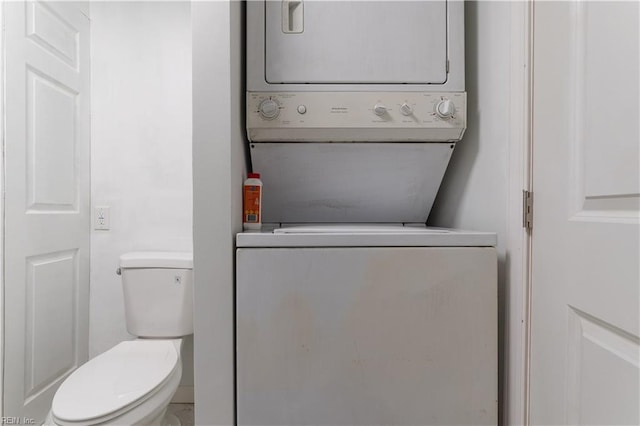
[273,225,450,234]
[119,252,193,269]
[236,224,497,247]
[52,340,179,422]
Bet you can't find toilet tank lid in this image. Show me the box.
[119,252,193,269]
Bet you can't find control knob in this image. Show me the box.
[435,99,456,119]
[258,99,280,120]
[400,103,414,116]
[373,104,388,116]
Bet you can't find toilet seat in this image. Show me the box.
[51,339,181,425]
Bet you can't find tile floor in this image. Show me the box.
[167,403,195,426]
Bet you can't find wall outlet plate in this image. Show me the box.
[94,206,110,230]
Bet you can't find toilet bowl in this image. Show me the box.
[46,339,183,426]
[45,252,193,426]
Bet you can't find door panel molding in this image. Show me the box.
[26,0,79,70]
[568,2,640,223]
[26,65,79,213]
[566,306,640,425]
[24,249,79,403]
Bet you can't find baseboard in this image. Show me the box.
[171,385,195,403]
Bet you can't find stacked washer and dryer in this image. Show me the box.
[237,1,497,425]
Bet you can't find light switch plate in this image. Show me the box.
[94,206,110,230]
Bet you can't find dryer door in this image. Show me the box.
[265,0,448,84]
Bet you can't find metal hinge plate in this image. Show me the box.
[523,190,533,230]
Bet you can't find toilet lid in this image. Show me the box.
[52,340,179,422]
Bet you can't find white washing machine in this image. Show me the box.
[236,224,497,426]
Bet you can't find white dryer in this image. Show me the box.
[236,224,497,426]
[246,0,467,223]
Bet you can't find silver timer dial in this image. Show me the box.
[259,98,280,120]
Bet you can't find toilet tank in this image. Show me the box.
[119,252,194,338]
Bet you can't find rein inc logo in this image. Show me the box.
[1,418,35,425]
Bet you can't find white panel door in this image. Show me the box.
[530,2,639,424]
[3,1,90,422]
[265,0,447,84]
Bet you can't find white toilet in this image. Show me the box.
[45,252,193,426]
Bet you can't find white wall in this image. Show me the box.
[89,1,193,394]
[192,0,246,423]
[427,2,512,423]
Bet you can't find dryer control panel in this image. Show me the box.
[247,92,466,142]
